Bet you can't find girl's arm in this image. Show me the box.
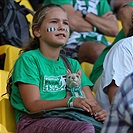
[18,83,68,112]
[19,82,107,121]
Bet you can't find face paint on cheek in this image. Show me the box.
[66,28,70,33]
[47,27,70,33]
[47,27,56,32]
[66,29,70,33]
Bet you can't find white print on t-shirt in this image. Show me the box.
[43,75,66,92]
[73,0,99,15]
[87,0,99,15]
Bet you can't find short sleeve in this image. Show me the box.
[12,54,40,86]
[98,0,111,16]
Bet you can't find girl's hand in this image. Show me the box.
[73,97,97,115]
[94,109,107,122]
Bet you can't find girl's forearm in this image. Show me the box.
[26,98,69,113]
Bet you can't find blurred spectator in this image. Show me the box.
[92,3,133,112]
[101,73,133,133]
[108,0,133,18]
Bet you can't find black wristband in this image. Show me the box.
[81,9,88,19]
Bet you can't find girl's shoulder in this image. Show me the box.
[19,49,39,59]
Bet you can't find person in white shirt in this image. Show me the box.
[93,4,133,112]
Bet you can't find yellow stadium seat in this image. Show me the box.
[0,69,16,133]
[0,98,16,133]
[0,70,9,100]
[0,45,21,72]
[81,62,95,95]
[15,0,34,12]
[81,62,93,78]
[0,124,8,133]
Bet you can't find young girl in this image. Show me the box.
[9,4,107,133]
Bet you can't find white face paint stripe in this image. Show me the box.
[47,27,56,32]
[47,27,70,32]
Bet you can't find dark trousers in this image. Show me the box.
[16,116,95,133]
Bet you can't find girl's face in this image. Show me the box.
[35,7,70,48]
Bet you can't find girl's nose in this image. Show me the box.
[58,27,65,31]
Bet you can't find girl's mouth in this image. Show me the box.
[55,33,66,37]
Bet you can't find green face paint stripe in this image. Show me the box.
[66,29,70,33]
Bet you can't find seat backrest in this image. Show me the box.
[0,70,9,100]
[0,124,8,133]
[0,98,16,133]
[81,62,93,78]
[0,70,16,133]
[0,45,21,72]
[15,0,34,11]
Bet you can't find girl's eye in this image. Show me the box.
[64,22,69,25]
[51,21,57,23]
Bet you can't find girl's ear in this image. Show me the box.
[33,28,41,38]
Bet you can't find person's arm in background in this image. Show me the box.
[101,73,133,133]
[84,11,118,36]
[85,0,118,37]
[71,0,118,37]
[62,5,118,36]
[61,4,93,32]
[106,80,119,103]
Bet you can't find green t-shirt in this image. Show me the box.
[44,0,111,15]
[44,0,111,46]
[44,0,71,5]
[90,1,133,84]
[10,49,93,123]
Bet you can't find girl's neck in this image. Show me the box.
[39,45,61,60]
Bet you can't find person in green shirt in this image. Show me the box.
[44,0,119,64]
[8,4,107,133]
